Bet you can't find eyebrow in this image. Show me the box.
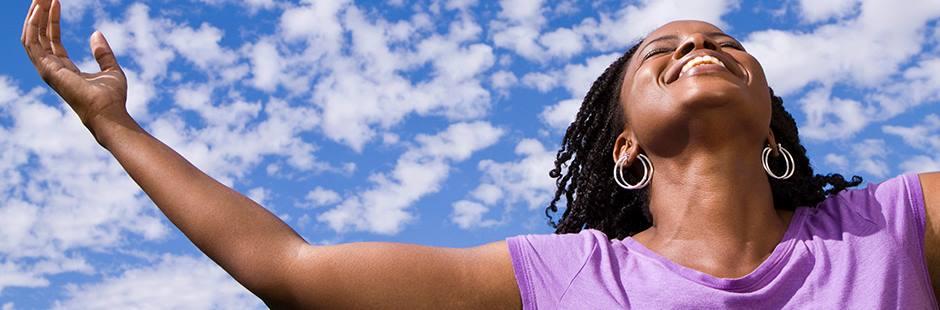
[641,32,738,49]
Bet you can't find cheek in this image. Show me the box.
[626,64,669,106]
[742,58,772,117]
[741,56,769,89]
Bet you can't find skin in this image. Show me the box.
[18,1,939,307]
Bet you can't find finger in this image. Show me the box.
[25,4,46,61]
[46,0,78,72]
[91,31,122,73]
[48,0,67,57]
[36,0,53,54]
[22,0,38,44]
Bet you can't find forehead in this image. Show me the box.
[640,20,730,46]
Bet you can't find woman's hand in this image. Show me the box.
[21,0,128,139]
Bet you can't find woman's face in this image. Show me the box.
[618,20,772,157]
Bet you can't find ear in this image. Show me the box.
[612,130,641,166]
[766,129,778,156]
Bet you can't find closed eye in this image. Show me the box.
[643,47,673,60]
[720,42,744,50]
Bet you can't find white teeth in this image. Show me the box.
[680,55,725,77]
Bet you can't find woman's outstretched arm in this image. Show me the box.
[21,0,520,308]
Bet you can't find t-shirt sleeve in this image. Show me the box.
[838,173,928,263]
[506,229,608,310]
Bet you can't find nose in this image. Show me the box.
[673,33,719,59]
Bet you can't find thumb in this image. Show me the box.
[90,31,121,73]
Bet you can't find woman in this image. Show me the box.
[20,0,939,308]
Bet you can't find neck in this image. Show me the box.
[633,142,793,278]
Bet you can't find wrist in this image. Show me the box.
[87,112,143,151]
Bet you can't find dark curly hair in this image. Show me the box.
[544,42,863,240]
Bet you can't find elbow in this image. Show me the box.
[243,243,311,308]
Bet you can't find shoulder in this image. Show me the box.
[799,173,929,255]
[507,229,611,270]
[506,229,616,309]
[810,173,923,224]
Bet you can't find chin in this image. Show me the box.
[670,78,751,109]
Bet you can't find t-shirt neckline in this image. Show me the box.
[621,206,808,292]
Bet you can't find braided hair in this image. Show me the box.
[545,42,863,240]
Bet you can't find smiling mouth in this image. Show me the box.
[679,55,726,78]
[665,52,739,84]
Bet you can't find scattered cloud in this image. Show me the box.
[884,114,940,173]
[451,139,555,229]
[745,0,940,96]
[0,77,165,294]
[451,200,500,229]
[797,0,861,23]
[302,187,341,207]
[540,53,620,130]
[52,254,263,309]
[319,121,503,234]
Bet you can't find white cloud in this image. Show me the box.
[450,200,500,229]
[303,187,341,207]
[319,122,503,234]
[247,187,272,206]
[52,254,263,309]
[308,7,495,150]
[500,0,544,21]
[451,138,555,230]
[490,0,547,60]
[446,0,478,11]
[248,39,283,92]
[476,139,556,209]
[0,78,165,293]
[471,183,504,205]
[799,86,871,140]
[541,98,581,130]
[869,58,940,118]
[280,0,348,49]
[96,4,175,82]
[884,114,940,173]
[197,0,279,12]
[0,256,50,293]
[149,97,322,185]
[825,153,850,170]
[490,70,518,96]
[521,72,559,92]
[744,0,940,96]
[491,0,735,61]
[576,0,736,52]
[897,155,940,173]
[165,23,238,71]
[60,0,119,22]
[852,139,890,177]
[797,0,861,23]
[93,4,178,123]
[882,114,940,150]
[538,27,584,59]
[540,53,620,130]
[796,56,940,141]
[0,75,323,300]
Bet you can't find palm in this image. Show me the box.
[22,0,128,128]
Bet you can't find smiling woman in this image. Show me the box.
[19,0,940,309]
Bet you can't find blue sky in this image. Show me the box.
[1,0,939,308]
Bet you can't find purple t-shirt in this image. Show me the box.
[507,173,938,309]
